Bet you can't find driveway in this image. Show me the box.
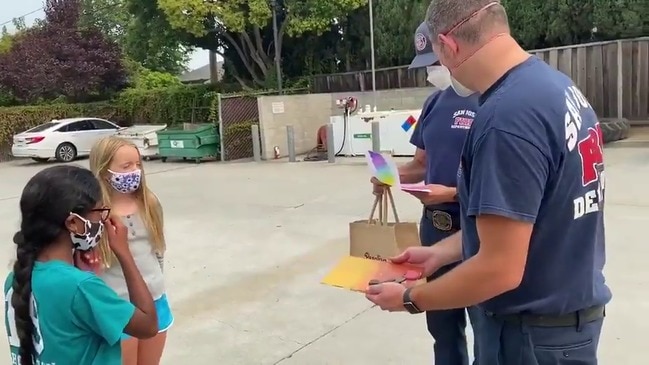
[0,147,646,364]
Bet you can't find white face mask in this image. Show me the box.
[450,74,475,97]
[426,66,451,90]
[428,65,474,97]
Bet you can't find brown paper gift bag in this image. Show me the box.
[349,188,420,262]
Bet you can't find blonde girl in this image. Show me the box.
[89,136,173,365]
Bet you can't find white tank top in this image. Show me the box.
[99,213,165,300]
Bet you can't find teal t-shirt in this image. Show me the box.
[4,260,135,365]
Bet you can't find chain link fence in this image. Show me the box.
[216,89,308,161]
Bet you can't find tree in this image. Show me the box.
[0,0,127,103]
[123,0,191,74]
[77,0,189,74]
[0,18,28,54]
[334,6,371,72]
[373,0,430,68]
[502,0,553,49]
[591,0,647,40]
[158,0,366,87]
[79,0,130,44]
[502,0,649,50]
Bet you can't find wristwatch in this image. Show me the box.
[402,288,423,314]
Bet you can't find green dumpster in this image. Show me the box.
[156,123,219,163]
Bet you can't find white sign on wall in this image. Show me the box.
[272,102,285,114]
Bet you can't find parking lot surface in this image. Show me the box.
[0,147,646,364]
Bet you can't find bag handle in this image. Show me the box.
[368,187,400,225]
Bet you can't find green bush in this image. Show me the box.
[0,87,16,107]
[0,102,121,159]
[114,84,216,126]
[132,69,182,90]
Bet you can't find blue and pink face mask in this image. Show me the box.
[107,169,142,194]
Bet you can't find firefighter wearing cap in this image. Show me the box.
[367,1,610,364]
[372,21,480,365]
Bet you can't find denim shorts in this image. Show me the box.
[121,293,174,341]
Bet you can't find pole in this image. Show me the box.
[251,124,261,162]
[326,123,335,163]
[286,125,296,162]
[616,40,623,119]
[371,121,380,152]
[272,0,283,93]
[369,0,376,107]
[217,93,225,161]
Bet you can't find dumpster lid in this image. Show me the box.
[159,123,215,133]
[117,124,167,136]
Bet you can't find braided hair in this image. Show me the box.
[11,165,100,365]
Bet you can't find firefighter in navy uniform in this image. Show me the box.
[372,21,481,365]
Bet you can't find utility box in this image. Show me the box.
[331,109,422,157]
[156,123,219,163]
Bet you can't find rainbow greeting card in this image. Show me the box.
[321,256,424,292]
[366,150,400,187]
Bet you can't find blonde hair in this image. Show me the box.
[89,136,165,267]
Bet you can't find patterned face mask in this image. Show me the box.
[107,169,142,194]
[70,214,104,251]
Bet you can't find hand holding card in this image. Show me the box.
[400,183,431,193]
[404,184,457,205]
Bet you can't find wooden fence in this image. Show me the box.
[310,38,649,120]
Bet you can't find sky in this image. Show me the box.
[1,0,210,71]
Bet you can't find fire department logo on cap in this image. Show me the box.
[414,33,427,51]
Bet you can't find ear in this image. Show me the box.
[65,215,83,236]
[438,34,459,53]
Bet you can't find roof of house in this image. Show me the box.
[179,62,224,82]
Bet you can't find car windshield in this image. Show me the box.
[25,121,60,133]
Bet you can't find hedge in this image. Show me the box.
[115,84,216,126]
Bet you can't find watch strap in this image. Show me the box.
[402,287,423,314]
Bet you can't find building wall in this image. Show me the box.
[257,87,435,159]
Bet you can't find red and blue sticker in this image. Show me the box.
[401,115,417,132]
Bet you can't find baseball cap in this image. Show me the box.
[409,21,439,69]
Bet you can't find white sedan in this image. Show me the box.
[11,117,121,163]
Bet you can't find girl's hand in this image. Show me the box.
[105,217,130,257]
[74,248,102,274]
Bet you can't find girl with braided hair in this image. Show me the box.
[4,165,159,365]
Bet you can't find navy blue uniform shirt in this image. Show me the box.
[410,88,479,218]
[457,57,611,315]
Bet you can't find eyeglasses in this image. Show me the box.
[91,207,111,221]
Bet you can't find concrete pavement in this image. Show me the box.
[0,147,646,364]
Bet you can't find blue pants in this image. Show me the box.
[420,214,480,365]
[474,310,603,364]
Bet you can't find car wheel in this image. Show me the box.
[31,157,49,163]
[55,143,77,162]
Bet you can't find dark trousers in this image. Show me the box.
[474,310,603,364]
[420,213,480,365]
